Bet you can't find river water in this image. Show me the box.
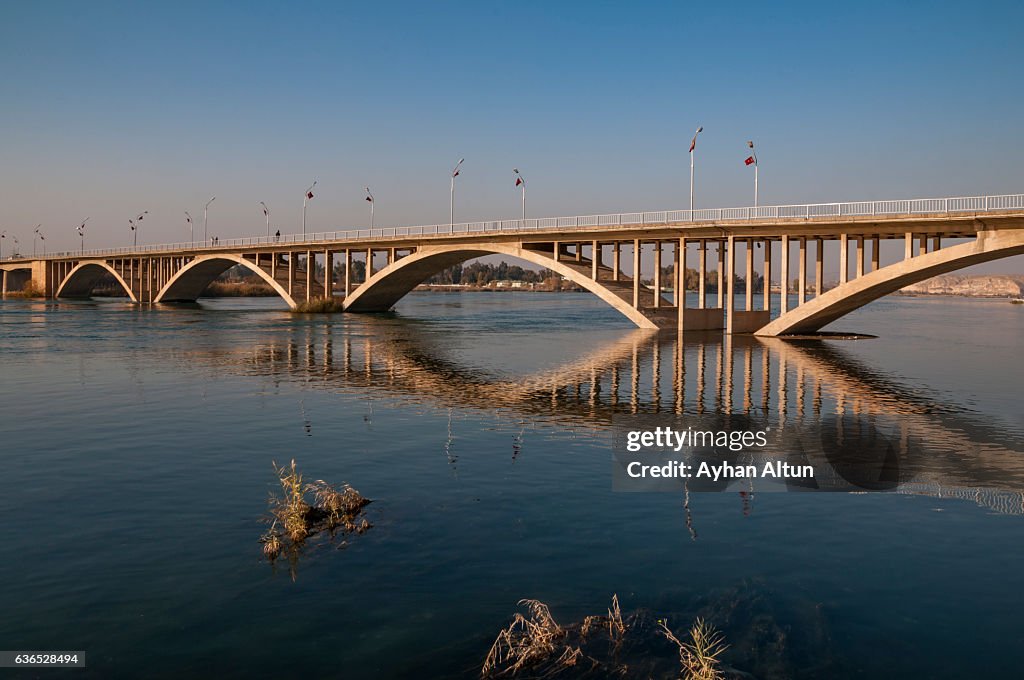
[1,292,1022,679]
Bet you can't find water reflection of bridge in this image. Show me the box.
[201,325,1022,513]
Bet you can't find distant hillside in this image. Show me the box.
[900,274,1024,298]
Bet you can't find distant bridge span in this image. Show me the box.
[2,193,1023,335]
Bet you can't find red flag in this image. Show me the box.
[689,136,697,153]
[744,156,755,166]
[515,176,523,187]
[306,191,314,200]
[365,195,373,202]
[452,170,460,178]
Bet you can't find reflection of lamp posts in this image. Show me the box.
[204,196,216,243]
[260,202,270,237]
[185,211,194,243]
[513,168,526,220]
[745,140,759,207]
[364,187,374,230]
[33,225,45,255]
[302,180,317,237]
[689,126,703,212]
[450,158,464,232]
[128,211,148,247]
[76,219,89,254]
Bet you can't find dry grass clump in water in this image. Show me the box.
[659,617,729,680]
[263,459,371,564]
[292,296,345,313]
[482,595,732,679]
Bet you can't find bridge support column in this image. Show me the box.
[798,237,807,305]
[919,235,927,257]
[2,270,6,296]
[815,238,823,297]
[653,240,662,308]
[677,237,686,333]
[591,240,599,280]
[288,253,294,298]
[745,239,754,311]
[872,237,880,271]
[306,250,312,301]
[905,232,913,259]
[366,248,373,278]
[780,235,789,314]
[632,239,640,309]
[932,236,941,252]
[324,249,332,297]
[839,234,848,285]
[763,238,771,311]
[672,239,680,305]
[612,242,619,281]
[717,240,725,308]
[698,240,706,309]
[345,250,352,296]
[856,237,864,278]
[726,235,735,334]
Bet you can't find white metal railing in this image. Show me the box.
[6,192,1023,262]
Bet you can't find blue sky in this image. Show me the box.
[1,1,1022,271]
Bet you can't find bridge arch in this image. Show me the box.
[155,254,297,306]
[57,261,137,301]
[757,229,1024,336]
[342,243,660,329]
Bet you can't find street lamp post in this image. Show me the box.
[32,224,42,256]
[746,141,759,207]
[260,202,270,238]
[364,187,374,230]
[76,219,89,254]
[450,158,464,232]
[204,196,216,243]
[513,169,526,220]
[128,211,148,247]
[302,181,317,237]
[689,126,703,213]
[11,236,19,258]
[0,231,6,260]
[185,212,194,243]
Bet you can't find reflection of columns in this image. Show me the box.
[715,342,723,410]
[760,344,770,414]
[796,363,805,417]
[814,238,823,297]
[698,240,706,309]
[630,340,639,414]
[723,336,734,413]
[745,238,753,311]
[612,241,620,281]
[673,338,683,414]
[777,348,787,420]
[344,250,352,296]
[839,234,848,285]
[632,239,640,309]
[872,237,880,272]
[743,344,752,413]
[762,239,771,311]
[651,340,661,410]
[653,240,662,309]
[798,237,806,305]
[716,241,725,308]
[725,235,735,334]
[610,364,620,406]
[696,343,706,414]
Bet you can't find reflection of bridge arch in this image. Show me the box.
[155,254,296,306]
[57,261,137,301]
[343,243,661,329]
[758,229,1024,335]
